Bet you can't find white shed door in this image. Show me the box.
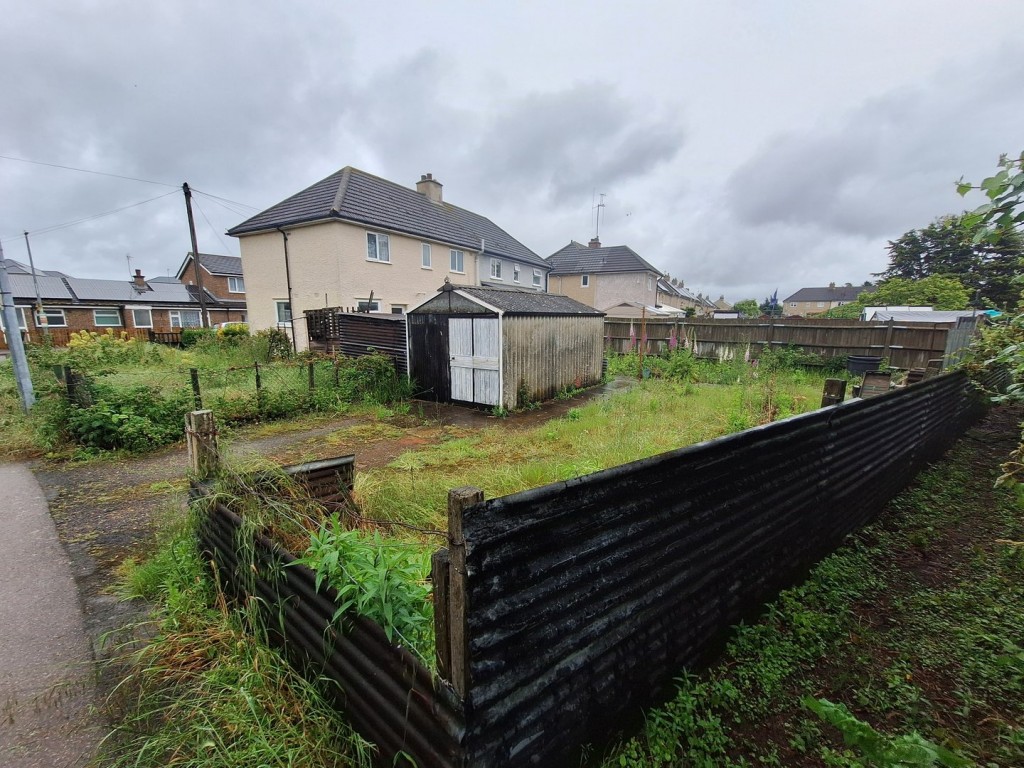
[449,317,500,406]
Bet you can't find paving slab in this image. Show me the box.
[0,463,99,767]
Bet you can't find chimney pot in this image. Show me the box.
[829,281,836,289]
[133,269,147,288]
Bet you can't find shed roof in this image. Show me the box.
[227,167,547,268]
[412,284,603,316]
[546,241,662,276]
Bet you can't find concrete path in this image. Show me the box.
[0,464,99,767]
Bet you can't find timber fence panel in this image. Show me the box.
[457,371,987,767]
[194,495,465,768]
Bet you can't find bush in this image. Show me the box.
[181,327,216,348]
[255,328,293,361]
[64,383,192,452]
[216,323,250,341]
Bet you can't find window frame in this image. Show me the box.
[227,276,245,293]
[169,309,203,328]
[490,258,502,280]
[128,307,153,328]
[275,300,293,325]
[356,298,382,313]
[391,305,406,315]
[15,307,28,331]
[93,308,123,327]
[34,307,67,327]
[450,249,465,274]
[513,264,520,283]
[421,243,432,269]
[366,231,391,263]
[581,274,590,288]
[532,269,542,288]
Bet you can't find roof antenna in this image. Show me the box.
[125,252,133,279]
[593,193,606,240]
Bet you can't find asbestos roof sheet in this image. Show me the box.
[456,285,602,315]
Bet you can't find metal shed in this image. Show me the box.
[407,283,605,409]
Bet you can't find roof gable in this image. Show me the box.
[227,167,545,267]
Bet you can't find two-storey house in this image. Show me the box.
[175,252,248,323]
[226,168,549,349]
[546,239,663,312]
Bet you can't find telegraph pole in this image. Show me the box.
[182,183,209,328]
[23,231,48,341]
[0,241,35,410]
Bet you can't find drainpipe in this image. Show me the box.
[277,227,297,354]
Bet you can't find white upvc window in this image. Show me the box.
[366,232,390,263]
[789,302,797,307]
[15,307,28,330]
[126,305,153,328]
[228,276,245,293]
[532,269,542,288]
[513,264,520,283]
[274,301,292,325]
[35,308,67,327]
[421,243,432,269]
[170,309,202,328]
[490,258,502,280]
[450,249,465,273]
[391,305,406,315]
[94,308,122,327]
[817,301,825,308]
[357,298,382,312]
[581,274,590,287]
[648,275,654,291]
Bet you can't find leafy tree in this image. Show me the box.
[882,214,1022,309]
[823,275,970,318]
[759,291,782,317]
[733,298,760,317]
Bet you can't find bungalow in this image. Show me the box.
[0,258,241,349]
[227,167,549,350]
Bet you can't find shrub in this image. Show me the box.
[64,383,192,452]
[216,323,250,341]
[180,327,216,348]
[255,328,293,361]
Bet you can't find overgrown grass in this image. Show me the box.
[600,421,1024,767]
[102,513,375,768]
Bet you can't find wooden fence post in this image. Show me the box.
[431,547,451,680]
[190,368,202,410]
[447,486,483,698]
[186,409,220,479]
[821,378,847,408]
[883,318,895,360]
[308,361,316,391]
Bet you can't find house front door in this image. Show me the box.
[448,317,499,406]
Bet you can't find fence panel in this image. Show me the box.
[457,372,986,767]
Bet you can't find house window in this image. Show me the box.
[228,276,245,293]
[533,269,542,288]
[391,305,406,315]
[130,308,153,328]
[513,264,520,283]
[450,249,464,273]
[94,308,122,327]
[15,307,27,330]
[421,243,431,268]
[170,309,202,328]
[275,301,292,325]
[789,302,797,307]
[581,274,590,288]
[490,259,502,280]
[648,275,654,291]
[357,298,382,312]
[817,301,825,308]
[366,232,390,263]
[35,308,67,327]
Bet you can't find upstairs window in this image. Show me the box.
[450,249,465,273]
[366,232,390,263]
[421,243,431,268]
[513,264,521,283]
[581,274,590,288]
[228,276,245,293]
[533,269,542,288]
[490,259,502,279]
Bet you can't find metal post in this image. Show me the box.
[0,246,35,410]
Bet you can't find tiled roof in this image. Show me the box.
[428,285,602,315]
[195,253,243,276]
[784,285,873,303]
[227,167,547,268]
[545,241,662,276]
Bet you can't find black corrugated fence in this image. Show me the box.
[306,308,408,375]
[452,371,989,766]
[194,370,997,767]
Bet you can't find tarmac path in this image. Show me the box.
[0,463,99,767]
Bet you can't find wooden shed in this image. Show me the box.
[408,284,604,409]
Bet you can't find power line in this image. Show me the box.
[0,190,179,243]
[0,154,178,188]
[191,195,235,255]
[191,188,261,212]
[191,190,254,219]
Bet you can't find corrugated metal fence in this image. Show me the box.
[306,308,408,375]
[605,316,980,369]
[454,371,990,766]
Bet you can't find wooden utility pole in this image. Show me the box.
[182,183,210,328]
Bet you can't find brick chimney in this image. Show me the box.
[133,269,147,288]
[588,237,601,249]
[416,173,443,204]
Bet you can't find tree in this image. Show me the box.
[759,290,782,317]
[733,298,760,317]
[881,214,1022,309]
[823,274,971,319]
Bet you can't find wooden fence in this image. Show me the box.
[604,316,981,370]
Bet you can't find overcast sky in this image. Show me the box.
[2,1,1022,304]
